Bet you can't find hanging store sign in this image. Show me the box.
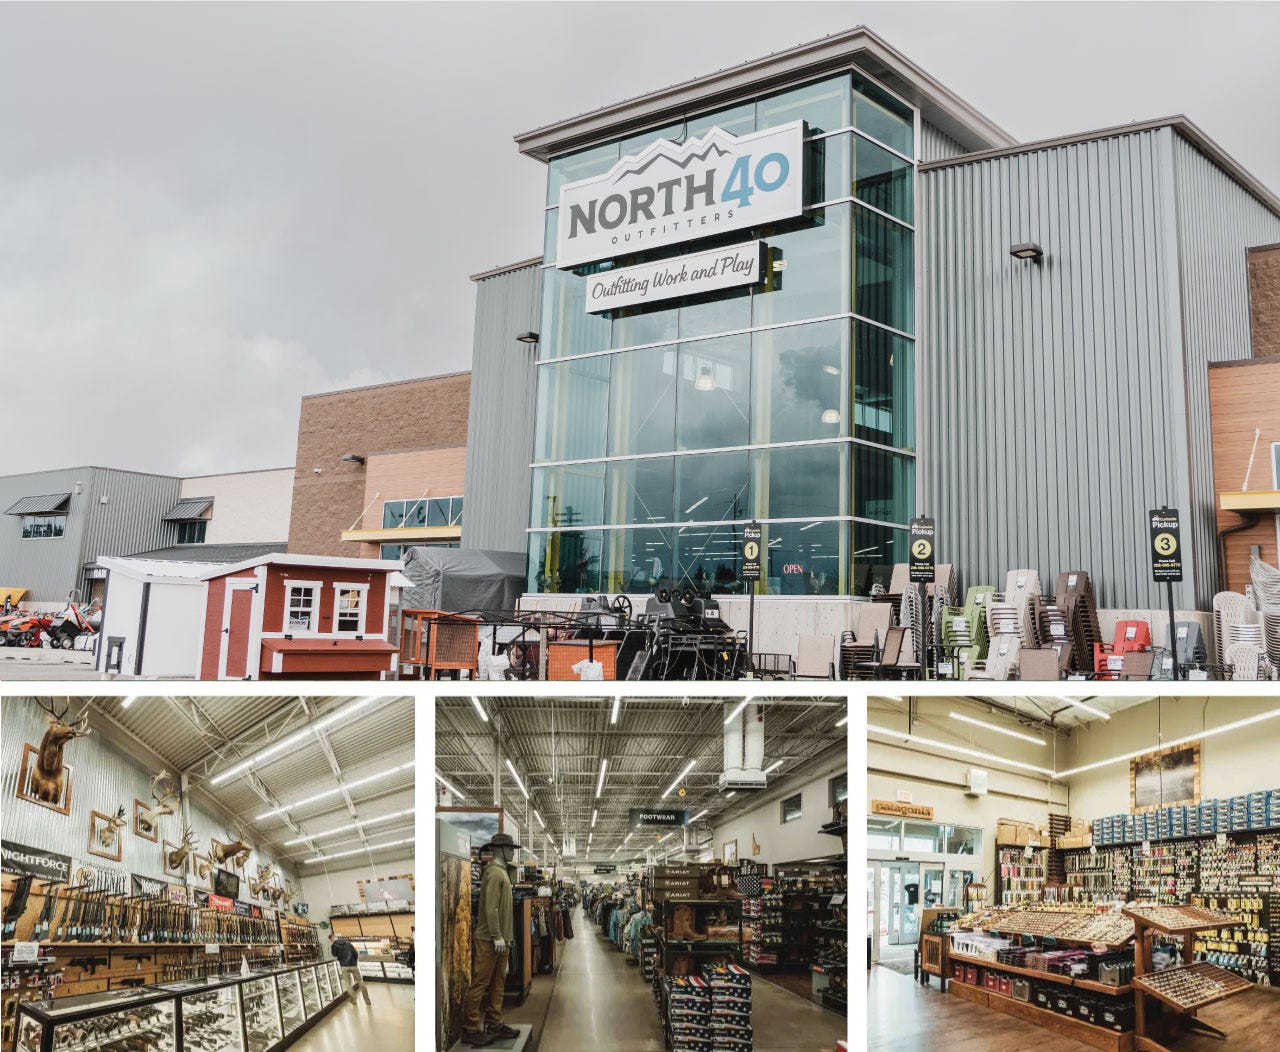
[1,840,71,881]
[630,809,689,827]
[593,865,617,874]
[908,517,936,584]
[207,894,235,913]
[557,121,805,268]
[741,522,762,582]
[871,800,935,820]
[1149,508,1183,582]
[584,240,766,313]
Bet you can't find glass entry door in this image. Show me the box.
[880,861,921,946]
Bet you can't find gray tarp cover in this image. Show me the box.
[401,547,525,613]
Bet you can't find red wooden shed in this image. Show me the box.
[198,553,404,680]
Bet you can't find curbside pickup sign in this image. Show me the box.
[585,240,765,313]
[1149,508,1183,582]
[557,121,805,268]
[908,516,936,584]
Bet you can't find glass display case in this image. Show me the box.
[241,975,284,1052]
[299,967,320,1018]
[327,960,340,992]
[275,969,305,1035]
[176,979,245,1052]
[16,990,176,1052]
[315,963,333,1004]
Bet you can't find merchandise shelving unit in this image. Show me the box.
[994,845,1048,905]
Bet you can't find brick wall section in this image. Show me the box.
[287,373,471,557]
[1250,244,1280,359]
[1207,358,1280,593]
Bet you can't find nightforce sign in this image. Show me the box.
[586,240,765,314]
[557,121,805,268]
[630,809,688,827]
[1,840,71,881]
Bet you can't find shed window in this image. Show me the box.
[334,584,368,634]
[286,585,317,632]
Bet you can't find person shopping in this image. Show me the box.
[329,931,372,1006]
[462,834,520,1047]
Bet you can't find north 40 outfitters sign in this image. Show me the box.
[556,121,805,268]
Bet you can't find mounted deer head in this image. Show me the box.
[32,700,90,804]
[99,805,128,848]
[194,855,213,881]
[211,826,253,870]
[137,771,180,837]
[250,864,276,897]
[283,879,296,903]
[167,827,199,872]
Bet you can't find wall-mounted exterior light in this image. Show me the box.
[341,454,366,465]
[1010,242,1044,263]
[516,331,540,344]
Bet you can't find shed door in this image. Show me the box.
[220,583,256,679]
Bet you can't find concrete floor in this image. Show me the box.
[290,980,414,1051]
[502,909,845,1052]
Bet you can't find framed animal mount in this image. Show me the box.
[89,808,127,862]
[17,743,74,814]
[163,828,198,878]
[16,700,90,814]
[1131,742,1201,812]
[192,853,214,890]
[134,772,180,841]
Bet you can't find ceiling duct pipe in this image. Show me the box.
[719,700,768,792]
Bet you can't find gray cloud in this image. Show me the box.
[3,2,1277,475]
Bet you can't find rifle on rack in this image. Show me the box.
[67,886,88,941]
[122,952,151,971]
[69,956,108,977]
[55,884,81,941]
[2,875,33,939]
[33,881,64,940]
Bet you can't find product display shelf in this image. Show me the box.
[1189,893,1270,985]
[995,845,1048,906]
[947,951,1134,995]
[947,974,1136,1052]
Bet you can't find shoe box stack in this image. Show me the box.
[641,930,659,983]
[704,963,752,1051]
[741,883,780,967]
[665,976,712,1052]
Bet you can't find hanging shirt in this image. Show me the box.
[474,861,514,942]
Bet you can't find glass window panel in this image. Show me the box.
[530,464,605,529]
[380,544,404,560]
[752,319,849,444]
[449,496,464,525]
[854,444,914,523]
[852,520,908,597]
[684,102,756,141]
[757,75,850,135]
[602,527,674,593]
[852,136,913,222]
[678,283,752,340]
[675,450,750,523]
[609,345,677,455]
[21,514,66,539]
[540,265,612,359]
[677,334,751,451]
[543,208,558,264]
[903,822,945,853]
[427,498,451,527]
[851,70,914,155]
[547,140,621,205]
[674,523,747,594]
[830,773,848,805]
[756,444,847,521]
[854,207,914,334]
[528,530,603,594]
[946,826,982,856]
[753,204,851,327]
[605,457,674,526]
[618,121,684,158]
[854,321,914,450]
[612,297,679,348]
[781,794,802,823]
[534,356,610,462]
[809,132,851,205]
[762,519,846,596]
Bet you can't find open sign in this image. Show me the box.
[782,563,805,574]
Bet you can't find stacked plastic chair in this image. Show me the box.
[940,585,994,678]
[1212,591,1262,673]
[1093,619,1153,680]
[1250,556,1280,672]
[1002,570,1041,646]
[1029,594,1073,671]
[970,589,1024,681]
[1150,621,1210,680]
[1057,571,1103,674]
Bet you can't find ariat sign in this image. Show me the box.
[585,240,765,313]
[557,121,805,268]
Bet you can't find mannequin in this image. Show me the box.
[462,833,520,1047]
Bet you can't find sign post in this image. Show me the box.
[1149,507,1183,680]
[741,522,762,677]
[908,517,936,675]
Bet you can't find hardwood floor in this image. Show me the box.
[868,965,1280,1052]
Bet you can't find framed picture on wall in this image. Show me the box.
[723,839,738,865]
[1131,742,1201,812]
[88,810,126,862]
[16,744,73,815]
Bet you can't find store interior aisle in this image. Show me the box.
[286,980,415,1051]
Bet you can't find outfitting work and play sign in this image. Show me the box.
[630,809,688,827]
[586,240,765,313]
[908,516,936,583]
[741,522,762,581]
[1149,508,1183,582]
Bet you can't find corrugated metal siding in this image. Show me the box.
[918,128,1194,609]
[80,468,182,589]
[0,468,95,602]
[919,119,969,163]
[1171,134,1280,605]
[461,264,543,552]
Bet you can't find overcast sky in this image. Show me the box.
[4,2,1278,476]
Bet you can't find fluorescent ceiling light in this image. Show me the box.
[121,696,137,709]
[284,807,416,845]
[505,759,529,799]
[255,760,416,820]
[950,711,1045,746]
[610,698,621,724]
[868,724,1055,776]
[534,811,544,830]
[591,809,598,828]
[434,772,465,799]
[211,696,381,785]
[1061,697,1110,721]
[690,809,708,823]
[835,712,849,727]
[684,496,708,515]
[304,836,415,864]
[723,698,752,725]
[763,759,784,775]
[659,831,674,843]
[623,833,633,845]
[724,791,736,799]
[661,759,696,799]
[1056,707,1280,778]
[471,697,490,723]
[596,758,608,798]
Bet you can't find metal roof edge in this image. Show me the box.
[300,369,472,401]
[513,26,1014,162]
[469,256,544,282]
[919,115,1280,220]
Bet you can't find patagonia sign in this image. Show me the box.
[557,121,805,268]
[586,240,766,313]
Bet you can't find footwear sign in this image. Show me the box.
[630,809,689,827]
[741,522,762,581]
[908,516,936,584]
[1149,507,1183,582]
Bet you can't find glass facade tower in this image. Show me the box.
[529,70,917,597]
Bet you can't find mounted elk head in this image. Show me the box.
[250,864,276,898]
[136,771,180,837]
[167,827,199,872]
[98,805,128,849]
[211,827,253,871]
[32,699,90,804]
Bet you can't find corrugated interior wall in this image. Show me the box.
[1,698,298,892]
[1171,134,1280,604]
[0,468,94,603]
[918,128,1192,609]
[461,264,543,553]
[919,119,969,163]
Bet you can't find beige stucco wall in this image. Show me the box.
[180,467,293,544]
